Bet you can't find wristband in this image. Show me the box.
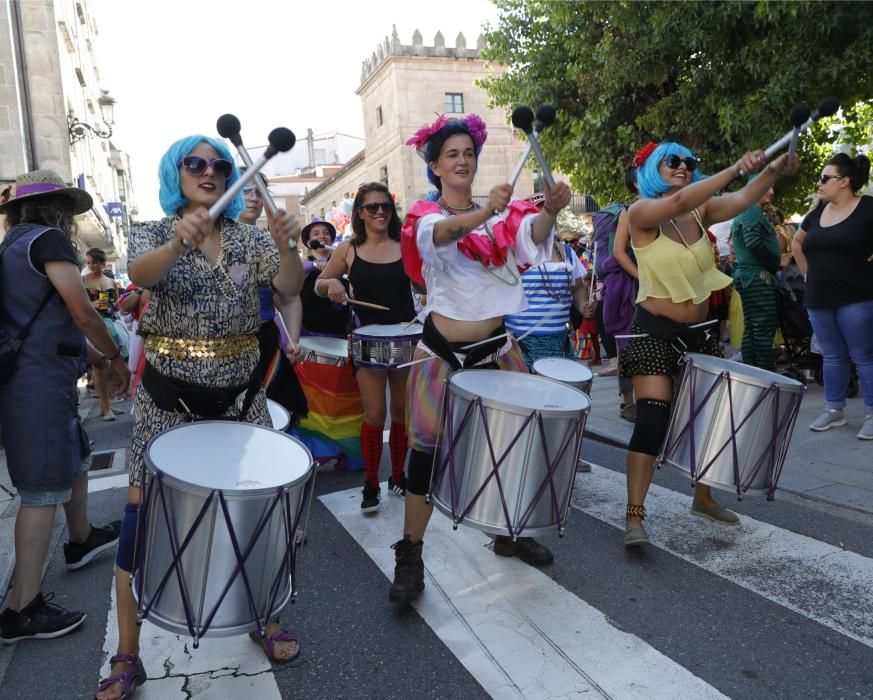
[105,349,121,362]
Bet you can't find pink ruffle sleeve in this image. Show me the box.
[401,200,442,286]
[461,199,541,269]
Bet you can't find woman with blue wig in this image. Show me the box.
[95,135,303,700]
[620,140,798,548]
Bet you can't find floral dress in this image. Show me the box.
[126,216,279,486]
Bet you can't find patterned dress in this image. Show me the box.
[127,216,279,486]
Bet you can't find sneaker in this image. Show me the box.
[360,480,380,513]
[576,459,592,473]
[493,536,554,566]
[0,593,86,643]
[857,415,873,441]
[101,411,116,422]
[620,402,637,423]
[809,408,847,432]
[387,474,407,496]
[388,537,424,603]
[64,521,121,570]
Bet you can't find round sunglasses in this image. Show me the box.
[662,154,700,172]
[179,156,233,179]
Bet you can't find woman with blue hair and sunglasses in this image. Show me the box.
[620,140,797,548]
[95,135,303,700]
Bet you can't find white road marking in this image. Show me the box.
[320,485,726,700]
[572,465,873,648]
[88,473,129,493]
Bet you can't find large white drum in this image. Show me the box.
[533,357,594,394]
[299,336,349,366]
[134,422,314,641]
[432,370,590,537]
[351,322,423,368]
[660,354,805,498]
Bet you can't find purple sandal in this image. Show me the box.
[95,653,146,699]
[249,628,301,664]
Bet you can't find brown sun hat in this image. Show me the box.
[0,169,93,215]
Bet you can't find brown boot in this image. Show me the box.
[388,537,424,603]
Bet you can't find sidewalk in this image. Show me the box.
[584,366,873,514]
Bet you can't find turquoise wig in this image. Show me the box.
[636,142,704,199]
[158,135,243,219]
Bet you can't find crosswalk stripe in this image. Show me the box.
[571,465,873,649]
[320,486,727,700]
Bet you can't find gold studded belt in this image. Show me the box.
[145,333,258,360]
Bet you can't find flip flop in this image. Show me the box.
[249,628,301,664]
[95,653,146,699]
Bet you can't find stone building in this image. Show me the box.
[301,27,539,226]
[0,0,136,265]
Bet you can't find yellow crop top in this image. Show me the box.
[633,210,732,304]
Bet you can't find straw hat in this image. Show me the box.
[0,169,93,215]
[301,217,337,247]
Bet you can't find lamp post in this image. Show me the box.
[67,89,116,144]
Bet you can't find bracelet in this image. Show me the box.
[105,349,121,362]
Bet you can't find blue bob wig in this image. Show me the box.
[636,142,704,199]
[424,120,482,190]
[158,135,243,219]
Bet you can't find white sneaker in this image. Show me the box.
[101,411,116,422]
[857,415,873,441]
[809,409,846,432]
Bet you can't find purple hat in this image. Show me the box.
[301,218,337,247]
[0,169,93,215]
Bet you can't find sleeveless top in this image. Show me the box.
[347,245,415,326]
[633,209,731,304]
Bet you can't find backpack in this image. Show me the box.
[591,203,626,280]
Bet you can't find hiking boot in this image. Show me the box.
[0,593,85,643]
[493,536,554,566]
[388,537,424,603]
[360,480,380,513]
[809,408,847,432]
[64,520,121,570]
[387,474,407,496]
[857,415,873,441]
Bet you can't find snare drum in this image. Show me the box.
[351,323,423,368]
[299,336,349,366]
[134,422,314,642]
[267,399,291,432]
[431,370,590,538]
[533,357,593,394]
[660,353,804,499]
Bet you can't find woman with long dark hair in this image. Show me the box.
[315,182,415,511]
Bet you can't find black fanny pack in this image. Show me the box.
[142,363,250,418]
[421,315,507,371]
[633,306,715,353]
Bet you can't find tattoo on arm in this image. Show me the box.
[446,225,468,241]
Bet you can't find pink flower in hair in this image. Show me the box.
[463,114,488,150]
[406,114,451,151]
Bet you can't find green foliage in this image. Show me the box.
[480,0,873,213]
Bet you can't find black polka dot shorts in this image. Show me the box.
[619,321,722,378]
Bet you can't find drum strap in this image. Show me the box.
[421,315,507,370]
[633,306,717,353]
[142,363,250,418]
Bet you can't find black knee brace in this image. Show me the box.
[628,399,671,456]
[115,503,140,572]
[407,449,434,496]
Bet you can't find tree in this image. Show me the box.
[480,0,873,212]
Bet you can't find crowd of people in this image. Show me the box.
[0,107,870,700]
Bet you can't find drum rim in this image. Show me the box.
[353,323,423,340]
[532,357,594,386]
[683,353,804,392]
[144,421,314,497]
[299,336,350,357]
[448,369,591,417]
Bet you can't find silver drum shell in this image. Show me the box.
[351,333,421,368]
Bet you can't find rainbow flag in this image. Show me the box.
[291,359,364,471]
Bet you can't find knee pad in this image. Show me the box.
[628,399,671,456]
[407,449,434,496]
[115,503,140,572]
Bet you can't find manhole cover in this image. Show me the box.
[90,451,115,471]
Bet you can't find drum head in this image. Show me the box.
[684,353,804,391]
[267,399,290,430]
[533,357,593,384]
[146,422,311,494]
[300,336,349,358]
[450,369,590,415]
[355,323,423,338]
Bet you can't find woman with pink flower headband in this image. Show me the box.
[387,113,572,604]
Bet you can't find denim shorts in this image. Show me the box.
[17,457,92,507]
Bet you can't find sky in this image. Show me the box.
[90,0,501,219]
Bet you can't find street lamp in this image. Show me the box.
[68,89,116,144]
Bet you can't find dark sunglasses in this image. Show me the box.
[361,202,393,214]
[180,156,233,179]
[818,174,845,184]
[662,154,700,172]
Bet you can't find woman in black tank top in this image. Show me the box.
[315,183,415,513]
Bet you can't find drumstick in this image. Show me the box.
[346,298,391,312]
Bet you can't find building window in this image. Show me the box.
[379,166,389,188]
[445,93,464,113]
[376,106,383,127]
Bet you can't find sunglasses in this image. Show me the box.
[818,174,845,184]
[180,156,233,179]
[662,154,700,172]
[361,202,393,214]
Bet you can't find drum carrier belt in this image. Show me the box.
[421,315,507,371]
[633,306,717,355]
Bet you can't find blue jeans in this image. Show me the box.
[807,300,873,413]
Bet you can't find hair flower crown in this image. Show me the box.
[632,141,658,168]
[406,113,488,160]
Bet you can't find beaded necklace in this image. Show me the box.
[537,240,572,301]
